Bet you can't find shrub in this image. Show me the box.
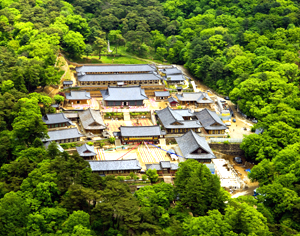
[117,176,125,181]
[223,141,229,145]
[109,137,115,144]
[125,176,131,180]
[97,141,105,148]
[177,105,182,109]
[87,141,94,146]
[146,169,159,183]
[129,172,135,179]
[142,174,148,181]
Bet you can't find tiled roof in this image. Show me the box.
[168,97,178,103]
[65,90,91,100]
[64,113,79,119]
[156,107,201,129]
[175,130,215,159]
[255,128,264,134]
[120,125,161,137]
[63,81,73,85]
[101,86,148,101]
[160,161,171,168]
[165,74,185,82]
[88,159,142,171]
[154,91,170,97]
[44,128,84,142]
[76,64,156,73]
[204,163,215,173]
[146,161,179,171]
[78,73,161,82]
[165,120,202,129]
[195,108,227,130]
[176,92,213,104]
[42,113,72,125]
[174,109,195,117]
[160,67,182,75]
[76,144,96,157]
[78,108,106,130]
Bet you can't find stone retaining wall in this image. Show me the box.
[209,143,244,156]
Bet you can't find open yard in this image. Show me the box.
[95,144,178,169]
[105,118,153,132]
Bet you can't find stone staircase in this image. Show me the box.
[123,111,130,121]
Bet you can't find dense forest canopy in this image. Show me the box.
[1,0,300,235]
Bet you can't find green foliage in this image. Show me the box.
[142,174,148,181]
[60,142,80,150]
[175,159,229,216]
[108,137,115,144]
[146,169,159,183]
[53,94,64,104]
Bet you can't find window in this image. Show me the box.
[55,124,58,127]
[77,101,80,104]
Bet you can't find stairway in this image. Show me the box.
[123,111,130,121]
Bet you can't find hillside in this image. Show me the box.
[0,0,300,235]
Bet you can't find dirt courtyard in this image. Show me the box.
[95,144,179,170]
[105,118,153,132]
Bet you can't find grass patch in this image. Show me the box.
[64,68,71,81]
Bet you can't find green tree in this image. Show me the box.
[63,31,86,58]
[175,160,229,216]
[94,37,107,59]
[0,191,30,236]
[146,169,159,183]
[62,210,90,233]
[84,44,93,57]
[54,94,64,104]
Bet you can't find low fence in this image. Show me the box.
[209,138,243,143]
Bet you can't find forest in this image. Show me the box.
[1,0,300,235]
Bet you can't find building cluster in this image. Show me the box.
[42,64,234,182]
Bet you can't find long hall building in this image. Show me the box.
[74,64,165,97]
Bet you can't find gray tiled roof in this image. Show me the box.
[154,91,170,97]
[174,109,196,117]
[78,108,106,130]
[146,161,179,171]
[44,141,64,152]
[165,74,185,82]
[175,130,215,160]
[156,107,201,129]
[44,128,84,142]
[101,86,148,101]
[160,161,171,168]
[120,125,161,137]
[76,64,156,73]
[76,144,96,157]
[78,73,161,82]
[42,113,72,125]
[195,108,227,130]
[204,163,215,173]
[63,81,73,85]
[176,92,213,104]
[64,113,79,119]
[65,90,91,100]
[166,120,202,129]
[168,97,178,103]
[160,67,182,75]
[255,128,264,134]
[88,159,142,171]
